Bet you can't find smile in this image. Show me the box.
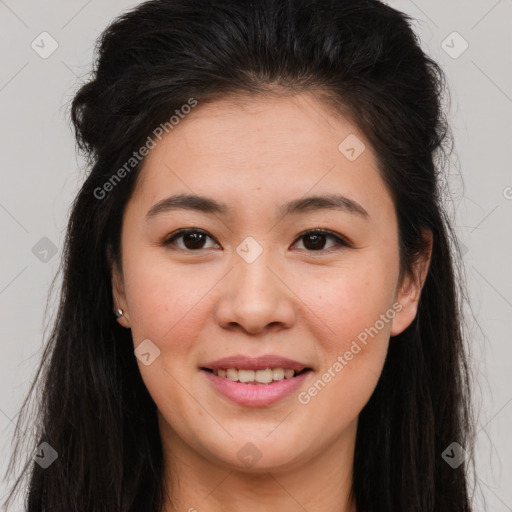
[204,367,309,384]
[201,367,313,407]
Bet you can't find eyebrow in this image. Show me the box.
[145,192,369,220]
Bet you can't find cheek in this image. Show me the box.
[306,260,398,348]
[121,254,218,400]
[122,257,211,423]
[123,250,211,342]
[297,255,398,403]
[296,278,394,431]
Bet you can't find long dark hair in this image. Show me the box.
[4,0,475,510]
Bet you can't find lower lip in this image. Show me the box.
[202,369,312,407]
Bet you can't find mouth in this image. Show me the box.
[200,367,313,384]
[200,354,314,406]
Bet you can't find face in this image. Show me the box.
[112,93,429,474]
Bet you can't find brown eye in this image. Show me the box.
[163,229,220,251]
[302,232,327,250]
[181,232,208,249]
[293,229,349,252]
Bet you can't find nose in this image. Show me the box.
[214,249,296,335]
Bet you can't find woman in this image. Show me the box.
[4,0,475,510]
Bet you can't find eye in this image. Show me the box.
[161,228,351,253]
[291,229,350,252]
[162,228,220,251]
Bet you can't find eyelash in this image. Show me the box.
[161,228,352,253]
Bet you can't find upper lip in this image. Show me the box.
[201,354,312,372]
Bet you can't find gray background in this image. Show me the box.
[1,0,511,510]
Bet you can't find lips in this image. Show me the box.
[200,354,314,406]
[201,354,312,373]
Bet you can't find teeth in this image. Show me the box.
[212,367,302,384]
[284,369,294,379]
[238,369,255,383]
[272,368,284,380]
[255,368,273,384]
[226,368,238,381]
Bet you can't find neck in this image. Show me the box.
[158,417,358,512]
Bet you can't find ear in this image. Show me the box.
[390,230,433,337]
[111,257,131,329]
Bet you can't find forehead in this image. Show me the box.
[129,93,394,223]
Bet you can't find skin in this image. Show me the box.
[111,92,432,512]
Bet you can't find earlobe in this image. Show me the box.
[389,275,421,337]
[111,262,131,328]
[390,230,433,337]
